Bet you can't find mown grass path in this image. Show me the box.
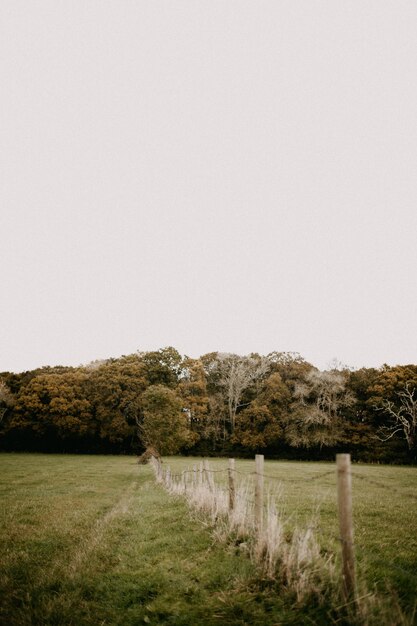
[0,454,317,626]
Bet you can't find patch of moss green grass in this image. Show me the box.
[0,454,339,626]
[166,456,417,620]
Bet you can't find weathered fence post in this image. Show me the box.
[166,466,171,489]
[199,461,203,486]
[203,459,209,487]
[255,454,264,535]
[205,460,215,491]
[193,464,197,487]
[228,458,235,513]
[210,464,216,492]
[182,470,187,494]
[336,453,356,600]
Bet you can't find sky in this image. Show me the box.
[1,1,416,374]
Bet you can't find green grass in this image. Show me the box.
[165,457,417,615]
[0,454,416,625]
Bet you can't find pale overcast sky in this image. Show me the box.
[1,1,416,373]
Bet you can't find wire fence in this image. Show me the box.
[168,466,336,483]
[149,453,417,601]
[351,470,417,502]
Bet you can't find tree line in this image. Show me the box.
[0,348,416,463]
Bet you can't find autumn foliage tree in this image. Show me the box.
[233,403,282,451]
[86,356,146,449]
[11,371,93,449]
[140,385,191,455]
[0,349,416,462]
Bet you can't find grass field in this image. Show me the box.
[165,456,417,605]
[0,454,416,625]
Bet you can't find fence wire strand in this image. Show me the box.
[351,471,417,503]
[155,457,417,594]
[175,465,336,485]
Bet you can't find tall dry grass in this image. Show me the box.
[152,458,334,602]
[152,457,415,626]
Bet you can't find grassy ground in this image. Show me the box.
[166,456,417,611]
[0,454,416,625]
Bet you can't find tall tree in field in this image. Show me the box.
[140,384,190,455]
[86,355,146,448]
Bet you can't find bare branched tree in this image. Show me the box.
[287,369,355,448]
[214,354,270,433]
[294,370,355,420]
[376,383,417,450]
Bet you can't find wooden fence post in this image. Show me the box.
[228,458,235,513]
[166,466,171,488]
[206,460,215,491]
[336,453,356,600]
[210,464,216,492]
[203,459,209,487]
[199,461,203,486]
[193,464,197,487]
[255,454,264,534]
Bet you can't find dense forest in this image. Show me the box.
[1,348,416,463]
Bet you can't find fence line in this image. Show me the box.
[163,465,416,502]
[169,466,336,485]
[150,453,417,609]
[259,469,335,483]
[351,471,417,503]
